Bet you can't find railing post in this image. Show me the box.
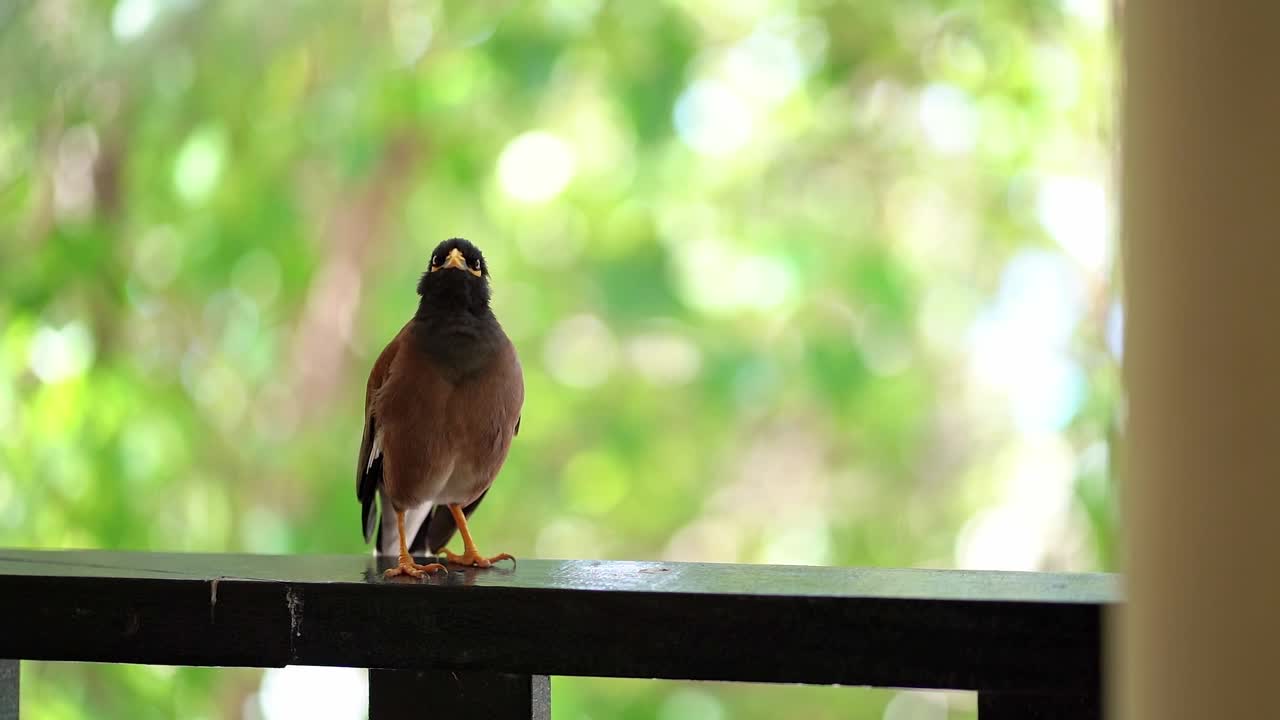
[1119,4,1280,719]
[369,669,548,720]
[977,691,1100,719]
[0,660,17,720]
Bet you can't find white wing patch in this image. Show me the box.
[367,427,383,471]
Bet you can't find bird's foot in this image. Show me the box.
[443,548,515,569]
[384,553,447,579]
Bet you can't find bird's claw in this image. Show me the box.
[384,555,448,579]
[443,549,515,569]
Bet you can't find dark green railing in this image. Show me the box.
[0,549,1117,719]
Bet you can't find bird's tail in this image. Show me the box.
[374,488,435,557]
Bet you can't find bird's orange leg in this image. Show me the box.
[442,504,514,568]
[384,509,447,578]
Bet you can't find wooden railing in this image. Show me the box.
[0,549,1117,719]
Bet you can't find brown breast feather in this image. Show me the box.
[441,338,524,497]
[374,322,524,512]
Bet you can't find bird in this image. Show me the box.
[356,237,524,578]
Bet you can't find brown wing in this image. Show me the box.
[357,325,406,543]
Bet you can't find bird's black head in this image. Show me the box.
[416,237,492,316]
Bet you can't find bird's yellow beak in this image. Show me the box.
[442,247,467,271]
[430,247,483,277]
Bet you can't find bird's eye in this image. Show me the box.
[471,257,482,271]
[430,254,440,267]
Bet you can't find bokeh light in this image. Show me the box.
[497,131,577,203]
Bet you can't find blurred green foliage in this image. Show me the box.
[0,0,1118,718]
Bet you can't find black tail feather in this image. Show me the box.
[361,456,383,543]
[421,491,489,554]
[409,510,433,556]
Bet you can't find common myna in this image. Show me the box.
[356,238,524,578]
